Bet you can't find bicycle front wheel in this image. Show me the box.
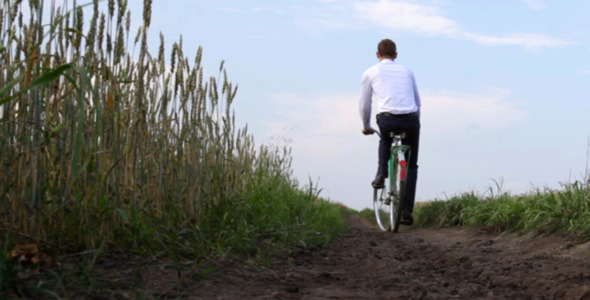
[373,185,393,231]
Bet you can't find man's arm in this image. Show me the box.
[359,71,373,130]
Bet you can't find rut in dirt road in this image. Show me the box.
[193,214,590,299]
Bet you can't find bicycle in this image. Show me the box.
[372,130,411,232]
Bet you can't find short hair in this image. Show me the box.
[378,39,397,57]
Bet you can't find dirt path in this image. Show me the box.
[190,214,590,299]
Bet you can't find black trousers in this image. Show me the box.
[376,112,420,213]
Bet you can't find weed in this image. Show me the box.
[415,180,590,237]
[0,0,345,297]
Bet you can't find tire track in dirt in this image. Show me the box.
[193,214,590,299]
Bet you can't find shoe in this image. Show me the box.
[372,174,385,189]
[400,211,413,226]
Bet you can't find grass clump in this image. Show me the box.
[0,0,345,297]
[414,178,590,237]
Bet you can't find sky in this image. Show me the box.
[65,0,590,210]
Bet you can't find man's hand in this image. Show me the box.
[362,128,376,135]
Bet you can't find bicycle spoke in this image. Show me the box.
[373,188,391,231]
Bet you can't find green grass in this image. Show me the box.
[0,0,346,297]
[414,179,590,237]
[358,208,376,221]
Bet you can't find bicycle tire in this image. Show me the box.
[373,186,392,231]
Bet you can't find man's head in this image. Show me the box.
[377,39,397,60]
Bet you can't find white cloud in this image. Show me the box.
[314,0,571,50]
[261,93,360,158]
[261,87,527,158]
[522,0,547,10]
[461,32,570,50]
[580,68,590,75]
[352,0,461,36]
[421,88,528,133]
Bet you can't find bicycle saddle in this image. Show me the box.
[389,130,407,138]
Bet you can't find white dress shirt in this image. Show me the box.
[359,59,421,129]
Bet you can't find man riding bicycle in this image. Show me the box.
[359,39,421,226]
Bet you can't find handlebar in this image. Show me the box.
[363,128,381,138]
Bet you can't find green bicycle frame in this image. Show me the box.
[389,144,411,189]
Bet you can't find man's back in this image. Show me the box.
[359,59,421,129]
[363,60,419,115]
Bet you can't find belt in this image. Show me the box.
[378,111,417,118]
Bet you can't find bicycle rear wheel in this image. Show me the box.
[390,156,403,233]
[373,186,393,231]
